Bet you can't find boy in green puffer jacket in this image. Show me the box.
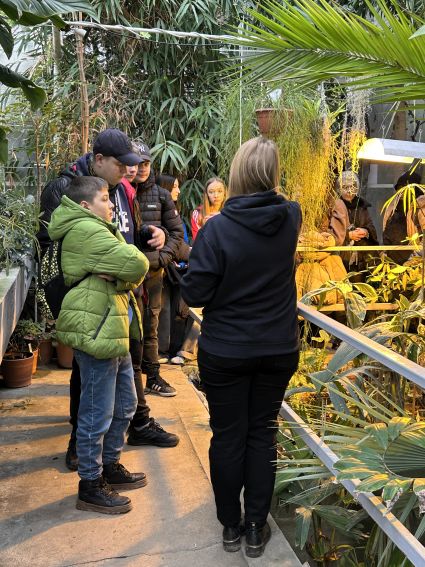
[48,176,149,515]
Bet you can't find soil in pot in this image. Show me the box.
[1,352,33,388]
[38,339,53,366]
[56,341,74,369]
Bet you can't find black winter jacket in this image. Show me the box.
[181,190,302,358]
[135,172,183,270]
[37,156,87,250]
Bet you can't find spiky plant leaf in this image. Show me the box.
[235,0,425,105]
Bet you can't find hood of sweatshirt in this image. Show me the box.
[48,195,116,241]
[221,190,290,236]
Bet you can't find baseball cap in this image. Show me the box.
[133,142,152,162]
[92,128,142,166]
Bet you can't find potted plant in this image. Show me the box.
[0,319,42,387]
[38,325,55,366]
[52,331,73,369]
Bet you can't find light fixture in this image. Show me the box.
[357,138,425,164]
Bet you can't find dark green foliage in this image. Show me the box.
[44,0,243,221]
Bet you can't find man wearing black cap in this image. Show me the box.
[38,128,179,471]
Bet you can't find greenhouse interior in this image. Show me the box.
[1,1,425,566]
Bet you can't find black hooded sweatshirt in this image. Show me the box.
[181,190,302,358]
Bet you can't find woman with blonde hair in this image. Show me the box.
[181,137,301,558]
[191,176,226,240]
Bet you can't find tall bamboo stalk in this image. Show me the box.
[75,13,89,154]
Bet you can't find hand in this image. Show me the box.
[147,225,166,250]
[97,274,115,282]
[349,228,364,242]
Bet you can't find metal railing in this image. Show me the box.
[280,303,425,566]
[189,304,425,565]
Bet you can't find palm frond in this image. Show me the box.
[235,0,425,104]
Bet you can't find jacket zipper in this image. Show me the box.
[92,307,110,340]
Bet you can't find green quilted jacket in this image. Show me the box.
[48,196,149,359]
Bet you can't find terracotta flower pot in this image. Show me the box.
[1,352,33,388]
[31,348,39,375]
[255,107,293,136]
[255,108,276,136]
[56,341,74,369]
[38,339,53,366]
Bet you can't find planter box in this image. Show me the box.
[0,259,33,364]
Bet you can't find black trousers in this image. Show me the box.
[69,314,152,435]
[198,347,299,527]
[142,268,164,377]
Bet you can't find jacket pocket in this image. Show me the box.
[92,307,110,340]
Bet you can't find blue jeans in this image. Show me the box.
[74,350,137,481]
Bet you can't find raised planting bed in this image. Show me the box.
[0,259,33,364]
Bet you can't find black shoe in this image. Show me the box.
[103,461,147,491]
[76,477,132,514]
[65,436,78,471]
[145,374,177,397]
[245,521,271,558]
[127,418,179,447]
[223,524,244,553]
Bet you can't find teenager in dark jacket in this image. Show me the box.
[155,174,192,363]
[38,129,178,471]
[181,137,301,558]
[126,145,184,401]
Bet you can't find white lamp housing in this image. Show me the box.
[357,138,425,164]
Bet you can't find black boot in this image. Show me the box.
[103,461,147,490]
[76,477,132,514]
[65,435,78,471]
[245,521,271,558]
[223,525,243,552]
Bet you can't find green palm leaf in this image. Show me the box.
[235,0,425,105]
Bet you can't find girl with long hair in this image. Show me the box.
[191,177,226,240]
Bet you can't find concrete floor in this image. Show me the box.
[0,362,302,567]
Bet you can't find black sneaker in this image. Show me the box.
[145,374,177,397]
[245,521,271,558]
[223,524,245,553]
[127,418,179,447]
[76,477,132,515]
[65,436,78,471]
[103,461,147,490]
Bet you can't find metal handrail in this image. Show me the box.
[280,402,425,566]
[289,302,425,566]
[297,245,419,252]
[297,303,425,389]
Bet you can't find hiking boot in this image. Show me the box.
[245,521,271,558]
[65,435,78,471]
[103,461,147,490]
[76,477,132,514]
[127,418,179,447]
[223,523,245,553]
[145,374,177,397]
